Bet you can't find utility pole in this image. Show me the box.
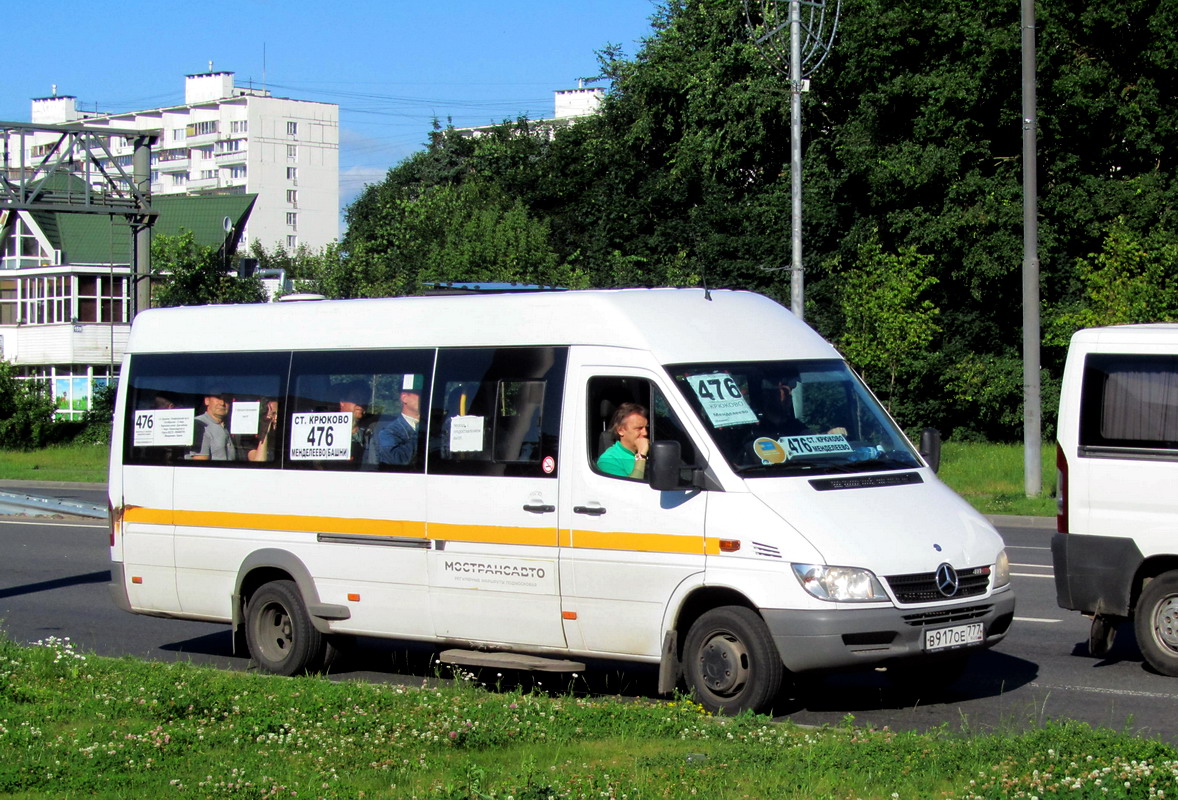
[132,134,154,319]
[788,1,804,320]
[1022,0,1042,496]
[745,0,841,321]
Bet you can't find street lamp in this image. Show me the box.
[745,0,841,320]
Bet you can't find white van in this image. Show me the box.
[1053,324,1178,674]
[108,288,1014,714]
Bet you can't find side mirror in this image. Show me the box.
[648,440,682,492]
[919,427,942,473]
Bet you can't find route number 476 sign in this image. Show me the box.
[688,373,758,428]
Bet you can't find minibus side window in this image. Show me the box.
[1080,354,1178,453]
[427,347,566,478]
[124,352,289,467]
[588,376,698,483]
[287,349,434,472]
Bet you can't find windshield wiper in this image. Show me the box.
[733,458,856,476]
[733,453,918,477]
[842,455,920,472]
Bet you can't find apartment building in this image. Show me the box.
[458,82,604,139]
[28,71,339,253]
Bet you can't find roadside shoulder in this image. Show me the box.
[986,514,1055,530]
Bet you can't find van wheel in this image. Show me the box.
[683,606,782,715]
[245,580,328,676]
[1089,615,1119,658]
[1135,572,1178,677]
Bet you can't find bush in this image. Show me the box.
[73,382,117,446]
[0,360,59,450]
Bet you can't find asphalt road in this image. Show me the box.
[2,490,1176,744]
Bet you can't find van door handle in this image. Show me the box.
[573,505,607,516]
[522,503,556,514]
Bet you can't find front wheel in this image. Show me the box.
[1135,572,1178,677]
[682,606,783,715]
[245,579,329,676]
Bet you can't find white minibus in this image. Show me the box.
[108,288,1014,714]
[1053,324,1178,674]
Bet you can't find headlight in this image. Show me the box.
[993,549,1011,588]
[791,563,889,602]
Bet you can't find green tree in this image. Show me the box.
[247,240,351,298]
[834,238,941,398]
[345,177,583,295]
[152,230,264,307]
[1048,219,1178,344]
[0,360,58,450]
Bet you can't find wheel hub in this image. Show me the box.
[1154,595,1178,652]
[260,604,293,658]
[698,633,749,696]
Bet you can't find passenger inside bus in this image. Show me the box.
[189,390,237,461]
[369,376,423,467]
[244,399,279,463]
[336,381,371,462]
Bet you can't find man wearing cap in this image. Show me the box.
[190,391,238,461]
[370,375,423,467]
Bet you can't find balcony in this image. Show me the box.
[215,146,247,165]
[184,122,220,144]
[188,174,221,191]
[156,159,190,173]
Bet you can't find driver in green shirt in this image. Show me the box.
[596,402,650,479]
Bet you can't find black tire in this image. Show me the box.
[1089,615,1119,658]
[683,606,783,715]
[1134,572,1178,677]
[245,579,328,676]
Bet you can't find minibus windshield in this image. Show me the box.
[667,359,921,476]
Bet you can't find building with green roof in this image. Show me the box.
[1,190,255,418]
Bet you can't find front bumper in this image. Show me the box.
[761,588,1016,672]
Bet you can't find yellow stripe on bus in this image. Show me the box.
[122,506,712,556]
[126,506,426,539]
[570,529,706,555]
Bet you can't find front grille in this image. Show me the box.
[885,566,991,604]
[901,604,992,628]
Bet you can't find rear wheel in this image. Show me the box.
[1135,572,1178,677]
[245,579,329,676]
[683,606,783,715]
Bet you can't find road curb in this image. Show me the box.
[986,514,1055,530]
[0,479,107,492]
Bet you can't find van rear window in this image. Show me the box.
[1080,354,1178,452]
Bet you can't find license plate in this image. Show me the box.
[924,622,984,652]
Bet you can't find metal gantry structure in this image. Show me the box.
[744,0,841,321]
[0,121,158,318]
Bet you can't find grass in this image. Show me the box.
[938,441,1057,517]
[0,442,108,483]
[1,635,1175,799]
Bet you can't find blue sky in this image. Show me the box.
[2,1,659,212]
